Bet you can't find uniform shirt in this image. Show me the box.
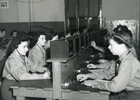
[91,50,140,92]
[93,46,137,70]
[2,50,44,81]
[28,44,46,67]
[130,46,137,58]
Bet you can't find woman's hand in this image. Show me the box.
[43,71,51,79]
[83,80,93,86]
[41,67,50,74]
[91,41,97,48]
[83,80,98,88]
[98,59,109,64]
[77,74,89,81]
[87,64,96,69]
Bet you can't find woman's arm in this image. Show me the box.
[5,58,44,81]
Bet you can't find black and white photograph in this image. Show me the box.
[0,0,140,100]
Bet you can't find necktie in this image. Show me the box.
[115,59,121,76]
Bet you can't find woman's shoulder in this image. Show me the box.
[30,45,39,52]
[7,51,17,60]
[5,52,18,65]
[28,46,40,57]
[123,52,139,65]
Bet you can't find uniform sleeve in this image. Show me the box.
[28,50,42,64]
[27,57,45,72]
[92,60,135,92]
[28,50,46,72]
[6,57,44,81]
[95,60,113,69]
[88,60,115,80]
[130,46,137,58]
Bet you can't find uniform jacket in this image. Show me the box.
[2,50,44,81]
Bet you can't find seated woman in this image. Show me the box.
[28,31,50,74]
[88,25,137,70]
[77,31,140,100]
[1,34,50,100]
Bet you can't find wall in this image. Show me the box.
[102,0,139,20]
[0,0,18,22]
[0,0,65,35]
[102,0,140,60]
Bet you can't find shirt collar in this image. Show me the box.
[36,44,45,50]
[119,50,130,61]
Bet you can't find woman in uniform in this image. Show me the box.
[28,31,50,74]
[1,34,50,100]
[77,31,140,100]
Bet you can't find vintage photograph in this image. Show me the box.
[0,0,140,100]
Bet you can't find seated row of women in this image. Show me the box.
[1,30,59,100]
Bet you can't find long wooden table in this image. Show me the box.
[47,57,109,100]
[10,79,109,100]
[10,47,110,100]
[10,79,53,100]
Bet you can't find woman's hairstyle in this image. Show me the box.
[6,34,30,57]
[10,30,18,36]
[109,31,132,48]
[49,32,58,40]
[79,26,87,33]
[113,25,132,38]
[34,30,47,42]
[0,29,6,33]
[29,30,48,47]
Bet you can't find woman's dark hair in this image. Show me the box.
[109,31,132,48]
[125,29,132,38]
[79,26,86,33]
[58,32,65,39]
[49,32,58,40]
[0,29,6,33]
[34,31,47,41]
[28,31,35,48]
[6,34,30,57]
[10,30,18,36]
[113,25,132,38]
[30,30,48,47]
